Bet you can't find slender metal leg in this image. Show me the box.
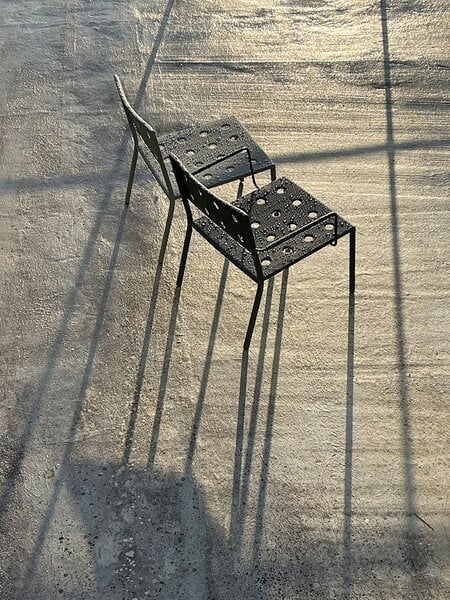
[270,164,277,182]
[157,198,175,266]
[125,145,139,205]
[236,178,244,200]
[176,223,193,288]
[243,281,264,350]
[349,228,356,295]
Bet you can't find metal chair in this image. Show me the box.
[170,154,356,350]
[114,75,276,264]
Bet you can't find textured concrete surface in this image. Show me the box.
[0,1,449,599]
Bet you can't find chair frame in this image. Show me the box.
[170,154,356,350]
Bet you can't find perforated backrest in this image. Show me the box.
[114,75,173,196]
[170,154,256,251]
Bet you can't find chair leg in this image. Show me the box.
[176,223,193,288]
[125,145,139,205]
[270,164,277,182]
[349,228,356,295]
[243,281,264,351]
[157,198,175,266]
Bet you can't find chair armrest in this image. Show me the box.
[255,212,338,251]
[192,147,260,190]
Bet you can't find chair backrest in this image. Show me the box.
[170,154,256,252]
[114,75,175,198]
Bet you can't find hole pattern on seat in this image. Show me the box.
[156,117,273,192]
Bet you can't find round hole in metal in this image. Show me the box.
[308,211,318,219]
[292,199,302,206]
[251,221,260,229]
[266,234,276,242]
[203,173,212,180]
[271,210,281,218]
[283,246,293,254]
[261,258,271,267]
[186,149,195,156]
[226,166,234,172]
[289,222,298,231]
[276,187,285,195]
[230,135,239,141]
[221,123,230,130]
[199,131,208,137]
[208,142,217,149]
[304,235,314,243]
[256,198,266,205]
[325,223,335,231]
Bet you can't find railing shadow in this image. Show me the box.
[380,0,422,581]
[17,1,177,591]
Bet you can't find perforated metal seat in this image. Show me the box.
[170,155,356,350]
[114,76,275,265]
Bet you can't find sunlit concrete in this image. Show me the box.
[0,1,448,598]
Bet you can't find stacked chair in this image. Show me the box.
[115,75,355,350]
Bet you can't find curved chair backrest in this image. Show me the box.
[114,75,175,199]
[170,154,256,252]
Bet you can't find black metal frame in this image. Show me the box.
[114,75,276,265]
[170,154,356,350]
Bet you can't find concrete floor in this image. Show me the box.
[0,1,449,598]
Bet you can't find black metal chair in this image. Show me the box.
[114,75,276,264]
[170,154,356,350]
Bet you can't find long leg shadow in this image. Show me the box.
[147,283,182,468]
[183,259,229,475]
[230,278,275,549]
[342,294,355,600]
[251,269,289,563]
[17,1,177,590]
[122,257,166,464]
[380,0,420,575]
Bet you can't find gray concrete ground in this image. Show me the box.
[0,1,449,598]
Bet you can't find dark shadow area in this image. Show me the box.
[12,1,177,592]
[14,459,432,600]
[380,0,424,583]
[342,294,355,600]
